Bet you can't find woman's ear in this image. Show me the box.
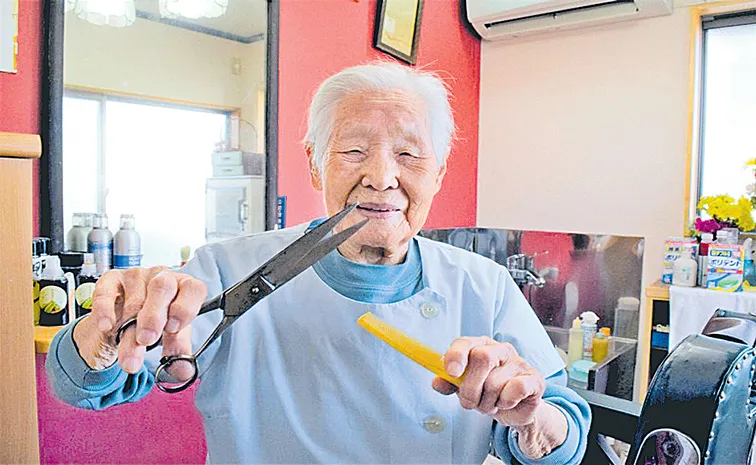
[306,143,323,191]
[434,159,448,193]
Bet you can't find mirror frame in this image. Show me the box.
[40,0,280,254]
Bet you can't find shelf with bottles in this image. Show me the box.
[663,232,756,292]
[549,323,637,401]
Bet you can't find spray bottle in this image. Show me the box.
[580,311,600,361]
[744,238,756,291]
[88,213,113,275]
[114,214,142,269]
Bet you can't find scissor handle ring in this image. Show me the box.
[154,354,199,394]
[115,317,162,352]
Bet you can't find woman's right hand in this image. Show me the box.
[72,267,207,374]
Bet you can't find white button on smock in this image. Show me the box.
[420,301,440,319]
[423,415,446,433]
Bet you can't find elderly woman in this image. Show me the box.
[48,62,590,464]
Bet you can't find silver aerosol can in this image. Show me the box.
[88,213,113,275]
[66,212,93,253]
[114,214,141,269]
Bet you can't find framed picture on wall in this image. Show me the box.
[373,0,424,65]
[0,0,19,73]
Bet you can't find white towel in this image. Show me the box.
[669,286,756,349]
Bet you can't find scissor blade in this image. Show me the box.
[264,219,368,287]
[255,203,359,283]
[197,293,223,316]
[206,204,364,318]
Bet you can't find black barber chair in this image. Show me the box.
[584,309,756,465]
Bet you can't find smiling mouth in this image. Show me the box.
[356,203,402,213]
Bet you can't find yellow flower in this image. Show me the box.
[746,158,756,168]
[737,196,756,231]
[698,194,755,231]
[698,195,734,220]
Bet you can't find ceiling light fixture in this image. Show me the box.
[74,0,136,27]
[159,0,229,20]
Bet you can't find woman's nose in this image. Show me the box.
[361,153,399,191]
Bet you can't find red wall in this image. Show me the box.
[278,0,480,228]
[0,0,42,235]
[4,0,481,236]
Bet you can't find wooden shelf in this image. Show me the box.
[0,131,42,159]
[645,280,669,301]
[637,280,670,402]
[35,326,64,354]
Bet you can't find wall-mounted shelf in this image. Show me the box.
[637,280,670,401]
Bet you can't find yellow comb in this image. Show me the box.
[357,312,464,386]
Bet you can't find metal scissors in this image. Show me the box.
[115,203,367,393]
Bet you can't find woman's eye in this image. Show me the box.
[345,149,363,155]
[399,151,417,158]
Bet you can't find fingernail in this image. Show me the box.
[122,357,141,373]
[165,319,180,333]
[98,318,112,332]
[137,329,158,345]
[447,362,463,377]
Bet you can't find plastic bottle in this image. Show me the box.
[32,241,40,325]
[580,311,599,360]
[32,238,43,279]
[592,327,611,362]
[88,213,113,275]
[34,237,50,277]
[75,253,98,318]
[743,238,756,291]
[59,252,83,283]
[698,233,714,287]
[673,250,698,287]
[614,296,640,339]
[32,238,50,325]
[59,252,83,322]
[114,214,142,269]
[66,213,93,253]
[38,256,70,326]
[718,228,739,245]
[567,317,583,367]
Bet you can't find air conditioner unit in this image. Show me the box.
[467,0,673,41]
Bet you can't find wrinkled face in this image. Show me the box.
[309,90,447,260]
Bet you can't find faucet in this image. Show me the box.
[506,253,546,289]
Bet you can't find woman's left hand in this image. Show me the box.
[433,336,567,458]
[433,336,545,426]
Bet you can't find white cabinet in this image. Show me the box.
[205,175,265,242]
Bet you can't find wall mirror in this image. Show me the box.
[41,0,279,266]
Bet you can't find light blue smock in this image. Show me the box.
[47,222,588,464]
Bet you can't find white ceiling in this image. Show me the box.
[135,0,268,40]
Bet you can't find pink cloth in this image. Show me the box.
[36,354,207,464]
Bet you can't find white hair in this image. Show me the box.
[304,62,455,175]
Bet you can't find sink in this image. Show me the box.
[545,325,637,401]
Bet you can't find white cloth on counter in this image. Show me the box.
[669,286,756,349]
